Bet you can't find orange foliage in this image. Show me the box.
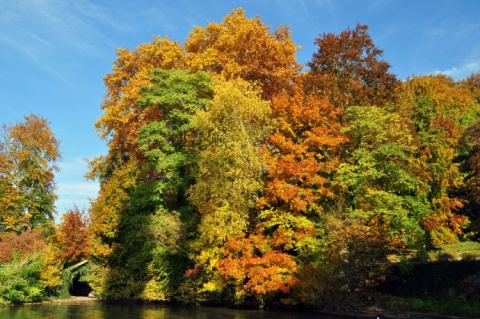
[0,230,45,263]
[217,234,300,297]
[260,79,347,214]
[57,207,91,265]
[185,8,300,99]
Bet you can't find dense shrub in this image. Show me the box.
[0,253,45,304]
[0,230,45,263]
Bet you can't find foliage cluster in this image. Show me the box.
[0,254,44,305]
[0,207,90,304]
[0,230,45,263]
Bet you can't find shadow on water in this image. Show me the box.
[0,303,350,319]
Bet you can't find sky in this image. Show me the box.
[1,0,479,218]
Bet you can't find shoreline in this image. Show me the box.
[5,297,467,318]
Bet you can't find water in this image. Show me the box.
[0,300,351,319]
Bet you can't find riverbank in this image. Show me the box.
[46,296,100,303]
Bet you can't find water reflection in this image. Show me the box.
[0,302,348,319]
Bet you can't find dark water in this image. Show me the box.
[0,301,352,319]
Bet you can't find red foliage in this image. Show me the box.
[307,24,399,108]
[184,267,200,278]
[57,207,90,265]
[0,230,46,263]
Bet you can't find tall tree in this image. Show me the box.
[307,24,399,109]
[186,77,273,300]
[258,78,347,260]
[0,114,60,232]
[86,38,187,298]
[91,36,185,183]
[88,69,213,300]
[399,75,479,245]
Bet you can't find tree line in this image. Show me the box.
[1,8,480,308]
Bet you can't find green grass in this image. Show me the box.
[386,296,480,317]
[428,241,480,261]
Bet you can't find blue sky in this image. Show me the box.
[1,0,479,217]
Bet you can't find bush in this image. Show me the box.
[0,253,46,304]
[0,230,45,263]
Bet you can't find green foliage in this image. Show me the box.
[428,241,480,261]
[388,297,480,317]
[0,254,45,304]
[336,106,428,249]
[137,69,213,206]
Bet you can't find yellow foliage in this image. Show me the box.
[185,8,300,98]
[40,243,63,289]
[140,278,168,301]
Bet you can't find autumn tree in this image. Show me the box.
[335,106,429,250]
[185,8,300,99]
[186,77,273,300]
[88,69,213,300]
[258,77,346,260]
[399,75,479,245]
[0,114,60,233]
[57,207,90,266]
[87,38,186,296]
[307,24,399,109]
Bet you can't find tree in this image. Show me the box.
[57,207,90,266]
[185,8,300,99]
[0,114,60,232]
[86,39,188,298]
[335,106,429,250]
[399,75,479,245]
[257,78,347,266]
[88,69,213,300]
[307,24,399,109]
[187,77,271,296]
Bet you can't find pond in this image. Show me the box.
[0,300,353,319]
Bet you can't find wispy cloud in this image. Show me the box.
[433,62,479,80]
[55,156,99,214]
[0,0,136,87]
